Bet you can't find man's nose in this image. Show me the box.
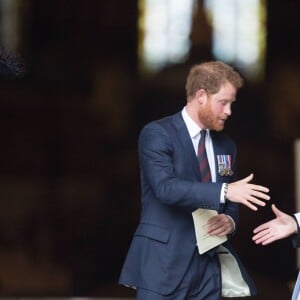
[225,105,231,116]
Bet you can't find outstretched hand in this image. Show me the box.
[252,204,298,245]
[227,173,270,211]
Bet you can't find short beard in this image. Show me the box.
[198,107,224,131]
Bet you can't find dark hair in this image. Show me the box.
[185,61,243,100]
[0,48,25,79]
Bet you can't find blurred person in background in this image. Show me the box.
[0,48,24,79]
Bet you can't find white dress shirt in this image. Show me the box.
[181,107,226,203]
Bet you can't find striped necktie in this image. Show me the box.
[197,130,212,182]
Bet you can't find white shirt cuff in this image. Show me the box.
[221,183,227,203]
[294,212,300,228]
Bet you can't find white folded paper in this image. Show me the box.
[192,208,228,254]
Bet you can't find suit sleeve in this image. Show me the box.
[292,213,300,247]
[139,122,222,212]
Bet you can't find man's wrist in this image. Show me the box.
[225,214,236,234]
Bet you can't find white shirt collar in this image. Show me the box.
[181,106,210,138]
[181,107,216,182]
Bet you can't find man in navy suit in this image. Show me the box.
[119,61,270,299]
[253,204,300,300]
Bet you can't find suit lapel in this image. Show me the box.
[211,131,222,183]
[171,113,232,183]
[172,112,201,179]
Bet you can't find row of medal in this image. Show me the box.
[217,155,233,176]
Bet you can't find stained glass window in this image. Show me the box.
[138,0,195,74]
[204,0,266,80]
[138,0,266,80]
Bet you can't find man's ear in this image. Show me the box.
[195,89,207,104]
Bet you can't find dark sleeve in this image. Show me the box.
[292,215,300,248]
[139,122,222,212]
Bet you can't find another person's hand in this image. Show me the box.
[207,214,234,237]
[227,173,270,211]
[252,204,298,245]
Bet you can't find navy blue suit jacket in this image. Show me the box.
[119,112,256,296]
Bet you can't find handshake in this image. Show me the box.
[225,173,298,246]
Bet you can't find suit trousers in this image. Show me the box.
[136,247,222,300]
